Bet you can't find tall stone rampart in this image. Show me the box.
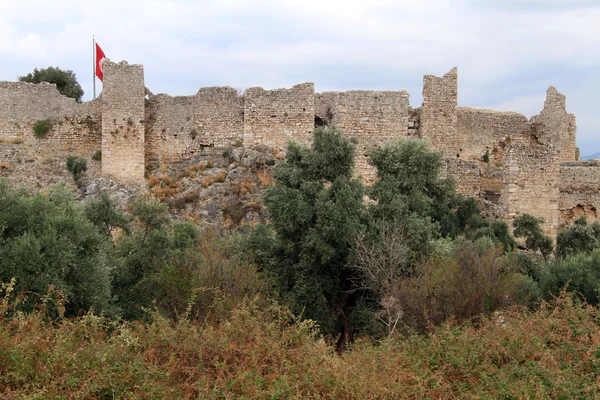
[456,108,529,161]
[243,83,314,149]
[420,68,460,158]
[502,88,567,237]
[559,160,600,225]
[145,87,244,164]
[331,90,410,180]
[0,61,589,239]
[101,60,145,182]
[0,81,102,150]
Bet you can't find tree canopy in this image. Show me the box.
[19,66,84,102]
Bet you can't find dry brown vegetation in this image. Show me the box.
[1,282,599,399]
[0,137,24,145]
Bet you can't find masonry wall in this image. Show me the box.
[420,68,461,157]
[0,81,102,148]
[504,116,563,237]
[145,93,195,163]
[457,108,529,161]
[243,83,314,149]
[559,160,600,225]
[331,90,410,180]
[101,60,145,182]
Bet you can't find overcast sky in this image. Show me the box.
[1,0,599,155]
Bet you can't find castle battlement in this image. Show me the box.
[0,60,593,237]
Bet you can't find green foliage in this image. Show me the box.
[33,119,52,139]
[555,216,600,259]
[513,214,553,261]
[469,219,518,252]
[84,192,129,236]
[0,180,111,315]
[541,248,600,305]
[391,239,535,333]
[250,126,364,340]
[66,155,87,182]
[482,150,490,163]
[91,149,102,161]
[19,66,84,102]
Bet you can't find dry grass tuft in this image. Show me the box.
[0,137,25,145]
[0,162,11,169]
[255,170,273,187]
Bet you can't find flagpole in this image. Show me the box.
[93,35,96,99]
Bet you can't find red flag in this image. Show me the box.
[95,43,106,81]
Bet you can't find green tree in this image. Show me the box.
[249,126,365,345]
[555,217,600,259]
[19,67,84,102]
[0,180,111,315]
[513,214,553,262]
[541,249,600,305]
[84,192,130,236]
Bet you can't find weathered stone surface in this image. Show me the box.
[0,62,586,237]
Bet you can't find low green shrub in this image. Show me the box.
[91,150,102,161]
[66,155,87,181]
[33,119,52,139]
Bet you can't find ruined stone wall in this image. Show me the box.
[420,68,461,157]
[243,83,314,149]
[0,81,102,148]
[145,87,244,164]
[331,90,410,180]
[315,92,336,126]
[145,93,195,163]
[101,60,145,182]
[195,87,244,148]
[559,160,600,225]
[457,108,529,161]
[504,121,562,237]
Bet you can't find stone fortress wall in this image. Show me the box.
[0,59,597,237]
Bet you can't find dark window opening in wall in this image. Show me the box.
[315,115,328,127]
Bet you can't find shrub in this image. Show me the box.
[234,139,243,147]
[392,239,534,333]
[33,119,52,139]
[66,155,87,181]
[0,181,112,315]
[541,248,600,304]
[91,150,102,161]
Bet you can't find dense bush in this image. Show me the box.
[33,119,52,138]
[0,180,111,315]
[92,149,102,161]
[541,248,600,305]
[555,216,600,258]
[66,155,88,181]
